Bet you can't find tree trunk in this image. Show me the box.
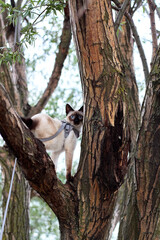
[0,148,30,240]
[135,47,160,239]
[0,10,31,240]
[109,1,140,238]
[68,0,130,238]
[118,47,160,240]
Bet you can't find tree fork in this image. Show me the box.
[0,83,79,237]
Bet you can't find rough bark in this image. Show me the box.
[110,1,140,238]
[118,45,160,240]
[135,47,160,240]
[0,14,15,103]
[69,0,130,238]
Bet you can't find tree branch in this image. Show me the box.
[14,0,23,44]
[125,12,149,84]
[0,83,77,226]
[131,0,142,14]
[147,0,158,62]
[112,2,149,85]
[28,4,71,117]
[114,0,130,33]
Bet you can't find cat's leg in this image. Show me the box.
[51,151,60,170]
[65,151,74,182]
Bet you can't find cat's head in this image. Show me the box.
[66,104,83,129]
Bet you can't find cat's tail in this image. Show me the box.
[21,117,33,129]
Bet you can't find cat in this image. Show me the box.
[21,104,83,182]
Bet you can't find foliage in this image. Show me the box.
[116,21,126,37]
[30,196,59,240]
[0,0,66,64]
[0,47,22,65]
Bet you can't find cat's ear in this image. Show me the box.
[78,106,83,112]
[66,104,74,115]
[21,117,33,129]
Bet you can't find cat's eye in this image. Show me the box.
[70,115,75,120]
[78,115,83,120]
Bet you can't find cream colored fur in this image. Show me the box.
[30,112,83,181]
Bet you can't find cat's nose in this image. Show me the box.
[74,119,80,124]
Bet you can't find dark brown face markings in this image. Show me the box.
[69,113,83,125]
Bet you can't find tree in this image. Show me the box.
[0,0,160,239]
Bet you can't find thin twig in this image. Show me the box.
[32,7,48,26]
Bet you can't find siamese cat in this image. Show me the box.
[22,104,83,182]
